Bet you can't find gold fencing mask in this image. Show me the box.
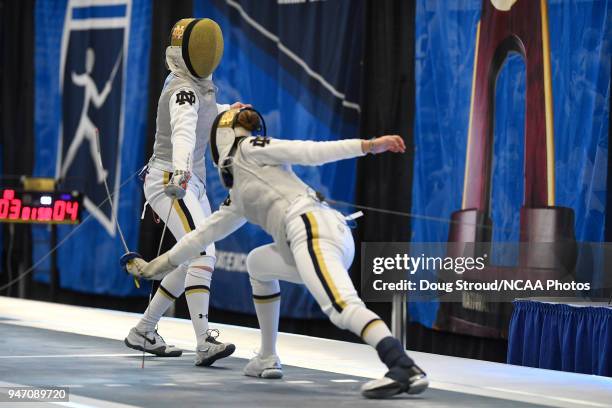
[170,18,224,78]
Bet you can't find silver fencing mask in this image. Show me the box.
[210,108,267,188]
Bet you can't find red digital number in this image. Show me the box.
[0,198,8,219]
[38,207,52,221]
[21,206,31,220]
[0,190,79,223]
[53,200,66,220]
[8,198,21,220]
[0,189,15,218]
[66,201,79,221]
[0,190,22,220]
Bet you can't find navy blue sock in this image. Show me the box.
[376,336,414,370]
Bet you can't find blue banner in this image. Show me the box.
[194,0,364,318]
[411,0,611,327]
[33,0,152,296]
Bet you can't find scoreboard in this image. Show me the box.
[0,188,82,224]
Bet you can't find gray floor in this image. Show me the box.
[0,323,547,407]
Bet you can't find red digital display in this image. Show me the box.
[0,189,82,224]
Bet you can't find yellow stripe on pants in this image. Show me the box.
[173,200,191,232]
[305,212,347,311]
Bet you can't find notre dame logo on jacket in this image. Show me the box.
[176,90,196,105]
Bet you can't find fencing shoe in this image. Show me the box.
[361,364,428,399]
[124,327,182,357]
[194,329,236,366]
[243,354,283,379]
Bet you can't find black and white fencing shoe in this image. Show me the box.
[194,329,236,366]
[124,327,182,357]
[361,364,429,399]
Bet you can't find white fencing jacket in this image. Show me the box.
[149,47,229,182]
[168,137,366,265]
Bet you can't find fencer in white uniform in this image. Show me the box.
[124,18,248,366]
[125,108,428,399]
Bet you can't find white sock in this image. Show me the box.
[250,277,281,357]
[136,265,186,332]
[185,267,212,347]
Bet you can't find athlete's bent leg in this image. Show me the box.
[289,210,428,399]
[243,244,296,378]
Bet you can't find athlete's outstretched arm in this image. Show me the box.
[168,201,246,265]
[125,200,246,280]
[242,135,406,167]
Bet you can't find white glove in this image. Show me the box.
[164,170,190,199]
[125,253,177,280]
[124,257,149,278]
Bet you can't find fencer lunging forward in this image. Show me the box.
[124,18,248,367]
[125,108,429,399]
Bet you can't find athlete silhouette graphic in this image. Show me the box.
[61,47,121,183]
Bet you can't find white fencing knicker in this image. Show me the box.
[138,166,216,346]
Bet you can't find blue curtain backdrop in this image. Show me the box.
[194,0,364,318]
[30,0,364,320]
[412,0,611,327]
[33,0,152,296]
[508,300,612,376]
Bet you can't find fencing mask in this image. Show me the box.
[210,108,267,188]
[169,18,224,79]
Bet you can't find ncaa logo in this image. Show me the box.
[57,0,131,236]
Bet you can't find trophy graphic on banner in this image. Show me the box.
[436,0,577,337]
